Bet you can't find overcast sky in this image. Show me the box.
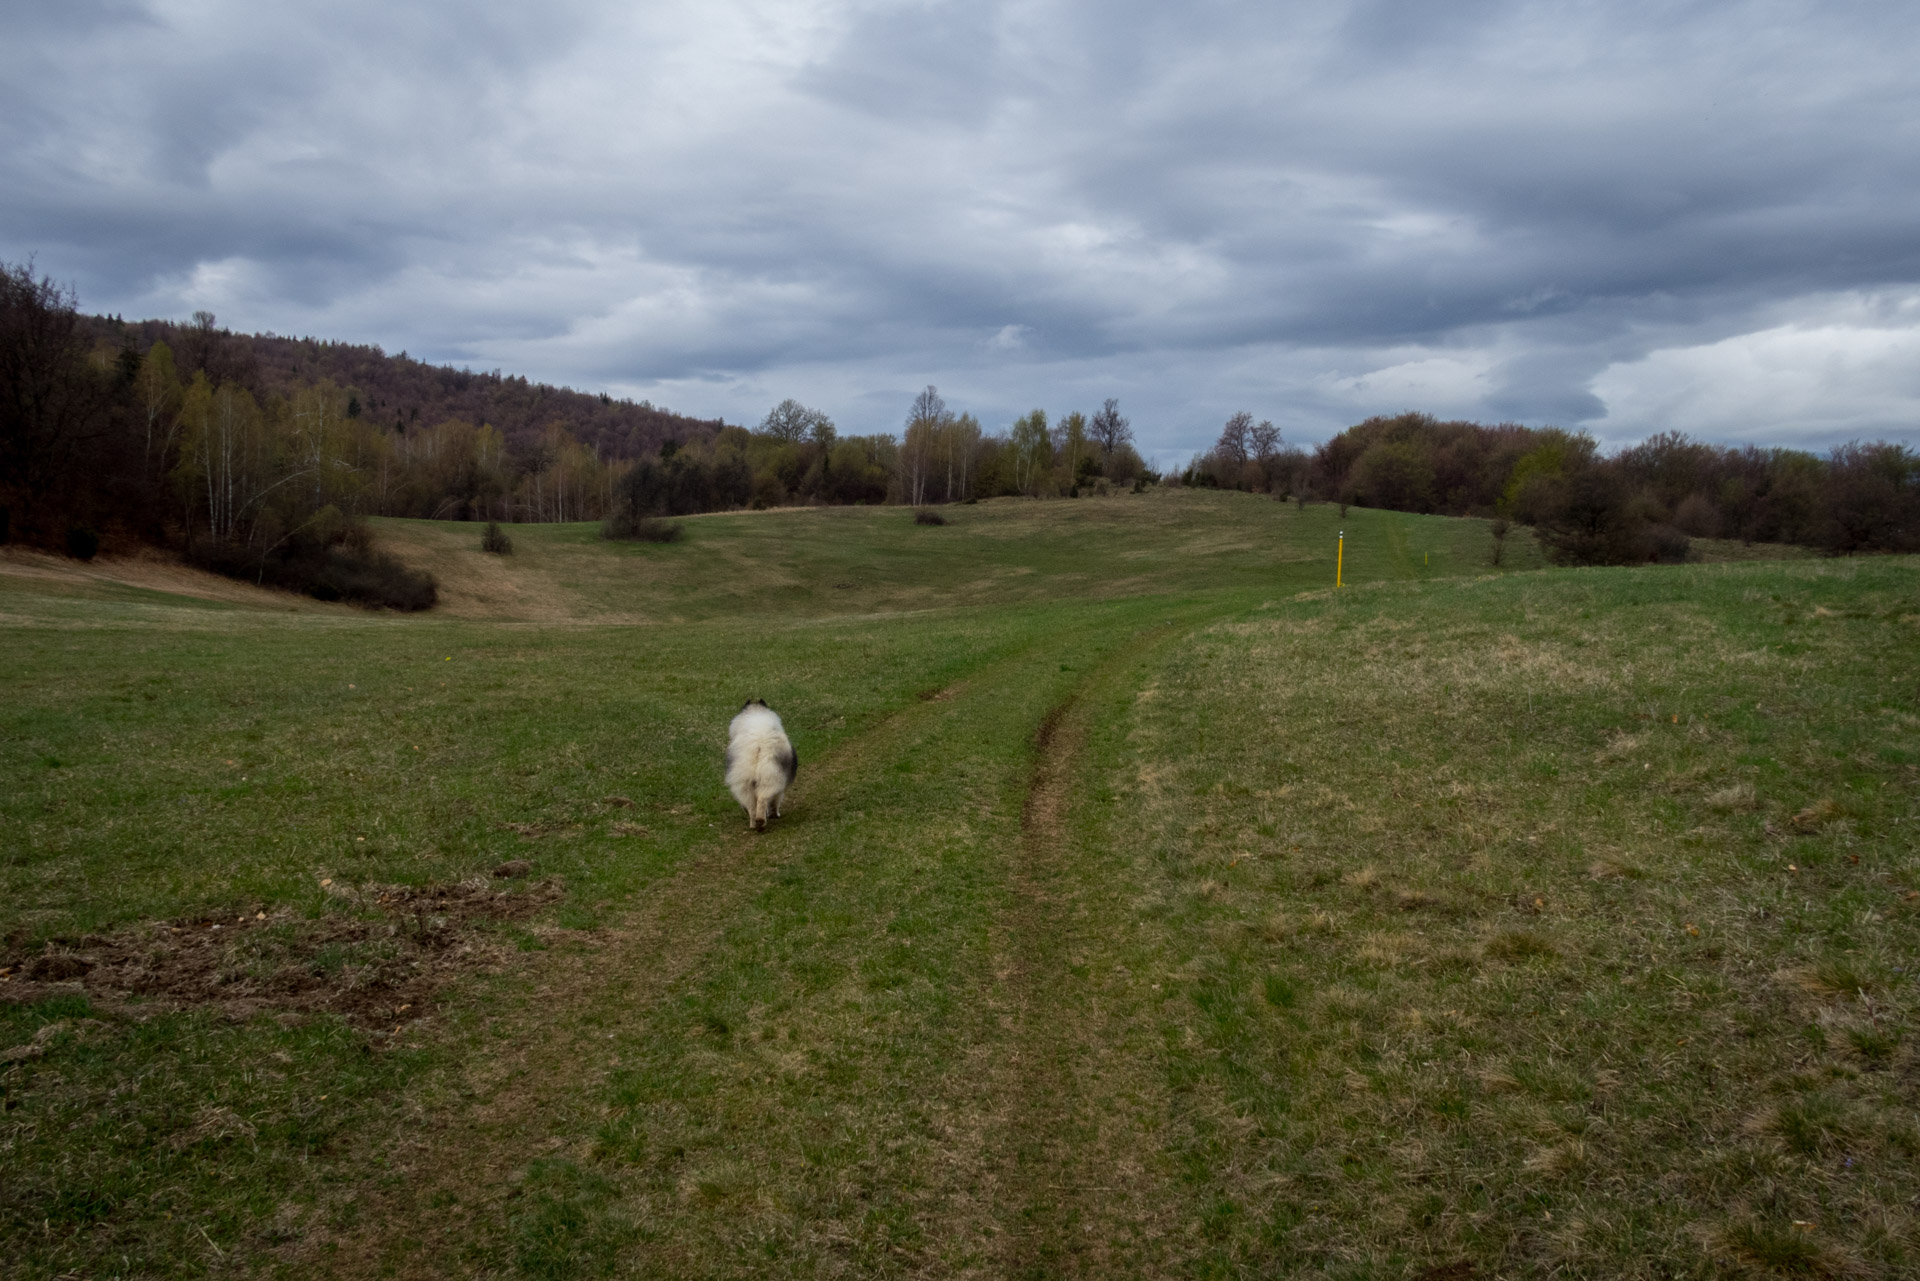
[6,0,1919,462]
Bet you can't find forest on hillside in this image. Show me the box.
[0,263,1156,604]
[82,312,720,464]
[5,260,1917,612]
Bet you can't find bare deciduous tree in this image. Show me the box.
[760,398,832,442]
[901,385,950,506]
[908,385,946,430]
[0,263,111,526]
[1089,398,1132,457]
[1215,411,1254,467]
[1250,419,1280,463]
[945,412,980,502]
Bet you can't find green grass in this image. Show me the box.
[0,491,1914,1279]
[1114,559,1920,1277]
[365,488,1548,621]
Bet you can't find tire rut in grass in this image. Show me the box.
[969,628,1201,1278]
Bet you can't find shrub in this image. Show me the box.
[913,509,946,526]
[602,510,684,543]
[1535,468,1653,566]
[1821,441,1920,554]
[1350,439,1436,512]
[1489,516,1511,566]
[64,525,99,561]
[750,472,788,510]
[481,521,513,555]
[189,524,437,611]
[1648,523,1692,563]
[635,518,685,543]
[1670,492,1721,538]
[1103,442,1148,486]
[298,548,438,610]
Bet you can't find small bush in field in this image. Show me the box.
[481,521,514,555]
[1649,523,1692,563]
[637,518,685,543]
[914,509,946,526]
[603,509,685,543]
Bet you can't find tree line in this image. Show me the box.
[9,258,1914,606]
[1,265,1160,602]
[1181,410,1919,561]
[0,263,738,605]
[82,310,719,461]
[599,386,1158,535]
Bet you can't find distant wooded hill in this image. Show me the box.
[80,312,725,460]
[9,257,1914,618]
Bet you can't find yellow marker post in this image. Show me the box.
[1336,530,1344,587]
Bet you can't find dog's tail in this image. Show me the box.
[730,733,796,827]
[750,739,795,815]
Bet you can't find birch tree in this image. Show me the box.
[1010,409,1050,496]
[946,412,981,501]
[134,341,182,484]
[1055,411,1090,490]
[902,385,949,506]
[173,375,273,543]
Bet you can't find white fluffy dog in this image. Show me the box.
[726,699,797,830]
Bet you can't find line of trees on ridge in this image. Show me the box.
[603,386,1154,531]
[1,264,703,606]
[8,259,1914,601]
[1179,410,1918,561]
[2,265,1157,600]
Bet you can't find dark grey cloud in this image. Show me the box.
[5,0,1919,458]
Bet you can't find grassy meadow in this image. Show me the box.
[0,488,1914,1279]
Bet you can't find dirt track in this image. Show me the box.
[246,606,1228,1277]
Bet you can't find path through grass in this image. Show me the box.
[2,492,1913,1279]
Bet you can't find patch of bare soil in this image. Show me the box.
[499,819,581,838]
[0,879,561,1031]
